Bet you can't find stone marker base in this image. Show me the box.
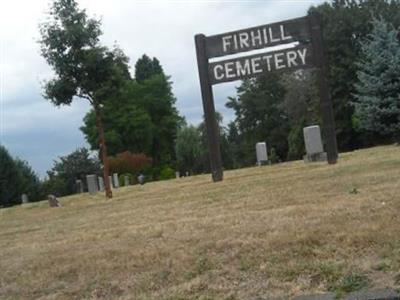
[304,152,327,163]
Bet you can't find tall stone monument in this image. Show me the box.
[303,125,327,162]
[86,174,98,194]
[113,173,119,188]
[256,142,268,166]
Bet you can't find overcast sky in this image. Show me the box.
[0,0,325,177]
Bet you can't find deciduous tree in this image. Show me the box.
[39,0,130,198]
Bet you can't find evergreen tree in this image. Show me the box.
[14,159,43,202]
[0,145,42,207]
[0,145,22,207]
[310,0,400,149]
[353,18,400,141]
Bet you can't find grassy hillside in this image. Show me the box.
[1,146,399,299]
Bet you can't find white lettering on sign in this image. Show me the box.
[239,32,250,48]
[213,65,224,80]
[219,24,295,54]
[251,30,262,47]
[280,25,292,40]
[225,62,235,78]
[251,57,262,74]
[210,47,309,84]
[298,48,307,64]
[237,59,251,76]
[262,54,273,71]
[269,27,280,43]
[274,53,285,69]
[222,35,232,52]
[286,51,298,67]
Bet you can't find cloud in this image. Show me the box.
[0,0,325,177]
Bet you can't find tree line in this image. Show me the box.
[1,0,399,207]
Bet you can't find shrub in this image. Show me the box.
[159,166,175,180]
[269,147,280,164]
[118,173,134,186]
[108,152,152,175]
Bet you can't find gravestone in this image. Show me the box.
[138,174,145,185]
[48,194,61,207]
[256,142,268,165]
[113,173,119,188]
[76,179,83,193]
[98,177,104,192]
[109,176,113,188]
[175,171,180,178]
[185,171,189,177]
[86,174,98,194]
[124,175,129,186]
[21,194,29,204]
[303,125,327,162]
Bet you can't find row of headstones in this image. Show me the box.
[19,125,325,202]
[78,173,146,195]
[20,194,61,207]
[256,125,327,165]
[21,170,193,203]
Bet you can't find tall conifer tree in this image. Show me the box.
[353,18,400,141]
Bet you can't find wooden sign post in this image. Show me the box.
[195,34,224,182]
[195,13,338,182]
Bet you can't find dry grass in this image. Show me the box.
[1,146,399,300]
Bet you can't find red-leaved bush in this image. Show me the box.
[108,152,152,174]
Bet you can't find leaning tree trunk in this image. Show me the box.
[94,103,112,199]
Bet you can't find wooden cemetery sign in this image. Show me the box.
[195,13,338,182]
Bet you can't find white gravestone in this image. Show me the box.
[21,194,29,204]
[303,125,327,162]
[86,174,98,194]
[98,177,105,192]
[256,142,268,165]
[113,173,119,188]
[138,174,145,185]
[175,171,180,178]
[124,175,129,186]
[76,179,83,193]
[109,176,113,189]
